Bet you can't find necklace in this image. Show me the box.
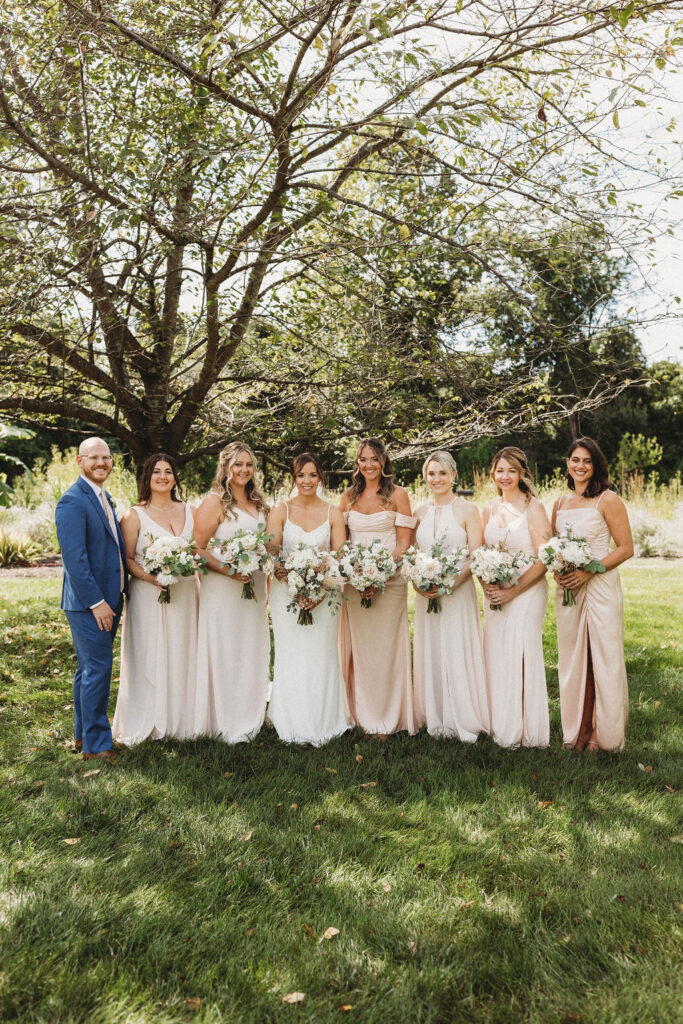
[149,500,175,511]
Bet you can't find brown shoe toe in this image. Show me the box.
[82,749,117,761]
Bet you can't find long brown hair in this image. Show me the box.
[566,436,612,497]
[137,453,184,505]
[347,437,396,509]
[292,451,325,483]
[490,446,537,502]
[212,441,269,520]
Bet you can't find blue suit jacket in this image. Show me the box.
[55,476,128,612]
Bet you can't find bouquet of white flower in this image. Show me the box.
[283,543,344,625]
[337,539,396,608]
[470,543,527,611]
[401,539,469,614]
[142,535,207,604]
[538,525,606,606]
[211,525,274,601]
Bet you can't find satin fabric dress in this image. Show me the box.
[483,499,549,748]
[113,503,198,744]
[413,502,489,741]
[194,507,270,742]
[338,508,424,734]
[268,506,349,745]
[555,494,629,750]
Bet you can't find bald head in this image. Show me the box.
[77,437,113,485]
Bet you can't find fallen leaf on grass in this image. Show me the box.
[313,824,321,831]
[322,926,340,940]
[15,860,24,869]
[669,835,683,843]
[32,780,45,789]
[538,800,552,808]
[223,771,234,777]
[359,782,376,789]
[62,838,81,846]
[325,767,338,775]
[355,754,363,763]
[407,940,417,956]
[246,926,256,936]
[637,763,654,773]
[282,992,305,1004]
[184,997,201,1010]
[290,803,298,809]
[303,925,317,938]
[381,881,392,893]
[339,1005,353,1012]
[82,769,101,778]
[460,900,474,910]
[241,831,253,842]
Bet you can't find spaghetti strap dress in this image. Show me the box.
[483,499,549,748]
[113,502,198,744]
[555,494,628,750]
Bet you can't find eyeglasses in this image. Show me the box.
[82,454,113,462]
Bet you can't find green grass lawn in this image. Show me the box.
[1,563,681,1024]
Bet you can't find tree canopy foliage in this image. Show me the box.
[0,0,680,471]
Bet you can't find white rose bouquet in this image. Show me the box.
[470,544,527,611]
[538,525,606,606]
[283,543,344,625]
[142,535,207,604]
[337,539,396,609]
[211,524,274,601]
[401,539,469,614]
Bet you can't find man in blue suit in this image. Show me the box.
[55,437,128,759]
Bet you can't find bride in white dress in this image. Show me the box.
[193,442,271,742]
[113,453,198,744]
[266,453,349,745]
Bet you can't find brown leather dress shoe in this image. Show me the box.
[82,749,117,761]
[73,740,83,752]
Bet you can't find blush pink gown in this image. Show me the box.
[413,502,489,741]
[483,499,549,748]
[339,509,424,734]
[555,494,629,750]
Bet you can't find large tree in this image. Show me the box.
[0,0,678,471]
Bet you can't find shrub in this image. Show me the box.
[0,529,40,567]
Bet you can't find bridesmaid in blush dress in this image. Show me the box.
[551,437,633,752]
[480,447,552,748]
[193,442,271,742]
[412,451,489,741]
[113,453,198,744]
[338,437,422,735]
[266,452,349,745]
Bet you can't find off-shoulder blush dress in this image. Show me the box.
[339,509,424,734]
[555,494,629,750]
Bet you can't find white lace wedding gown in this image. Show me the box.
[268,507,349,745]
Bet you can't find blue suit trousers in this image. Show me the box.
[65,597,123,754]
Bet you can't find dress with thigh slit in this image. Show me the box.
[555,495,628,750]
[483,498,549,748]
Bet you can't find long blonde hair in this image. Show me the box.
[490,446,537,502]
[422,450,458,484]
[212,442,269,520]
[347,437,396,509]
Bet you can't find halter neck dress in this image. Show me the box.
[413,501,489,741]
[268,504,349,745]
[483,498,549,748]
[555,493,628,750]
[113,502,198,744]
[338,508,424,734]
[194,505,270,742]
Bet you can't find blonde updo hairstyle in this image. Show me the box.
[347,437,396,509]
[212,441,269,520]
[422,450,458,486]
[490,446,537,502]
